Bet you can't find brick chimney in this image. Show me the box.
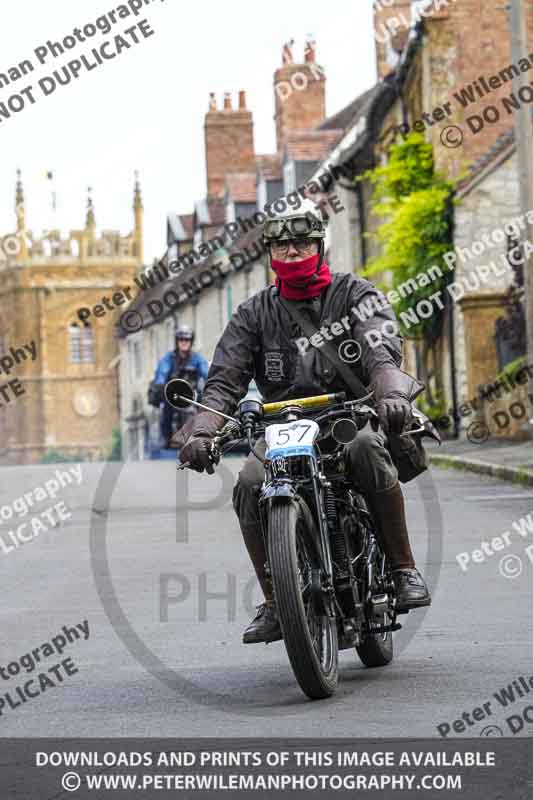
[273,37,326,153]
[373,0,412,79]
[204,91,255,198]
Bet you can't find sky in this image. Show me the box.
[0,0,377,263]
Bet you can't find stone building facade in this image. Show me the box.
[452,136,525,435]
[0,172,143,464]
[309,0,532,436]
[370,0,532,433]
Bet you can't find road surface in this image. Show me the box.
[0,456,532,738]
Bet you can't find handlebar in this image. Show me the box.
[175,389,432,471]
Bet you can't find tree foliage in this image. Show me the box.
[361,133,456,340]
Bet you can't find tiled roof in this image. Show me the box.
[284,129,344,162]
[225,172,257,203]
[167,213,194,242]
[256,154,282,181]
[318,86,378,132]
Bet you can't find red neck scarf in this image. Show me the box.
[272,254,332,300]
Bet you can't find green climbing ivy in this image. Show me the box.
[360,132,456,340]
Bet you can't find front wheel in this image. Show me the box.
[268,500,338,699]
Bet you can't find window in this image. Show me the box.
[68,324,82,363]
[81,325,94,363]
[69,323,94,363]
[133,339,142,379]
[128,338,143,382]
[283,161,296,193]
[257,179,267,213]
[226,281,233,323]
[226,201,236,224]
[167,319,174,349]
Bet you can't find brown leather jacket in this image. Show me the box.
[201,272,413,417]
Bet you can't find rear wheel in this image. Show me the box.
[356,568,394,668]
[356,612,394,667]
[268,500,338,699]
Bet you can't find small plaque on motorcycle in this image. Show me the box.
[265,420,319,459]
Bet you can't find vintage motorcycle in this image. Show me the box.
[166,378,428,700]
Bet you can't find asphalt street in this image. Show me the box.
[0,456,532,738]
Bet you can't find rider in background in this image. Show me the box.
[153,325,209,449]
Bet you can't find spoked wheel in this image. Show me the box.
[268,500,338,699]
[355,566,394,668]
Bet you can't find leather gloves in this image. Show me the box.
[377,397,411,436]
[176,411,224,474]
[181,436,216,474]
[371,368,424,436]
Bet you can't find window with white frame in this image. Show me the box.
[283,160,296,193]
[257,179,267,212]
[128,339,142,383]
[225,201,236,224]
[133,339,142,379]
[81,325,94,363]
[167,319,174,349]
[68,324,82,363]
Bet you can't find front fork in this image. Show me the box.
[258,461,336,618]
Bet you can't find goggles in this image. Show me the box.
[263,213,324,241]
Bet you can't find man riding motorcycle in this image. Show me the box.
[177,199,431,644]
[150,326,209,449]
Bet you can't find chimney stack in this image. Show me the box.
[282,40,294,65]
[373,0,412,79]
[204,92,255,198]
[273,38,326,153]
[304,36,316,63]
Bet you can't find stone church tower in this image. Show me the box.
[0,171,144,464]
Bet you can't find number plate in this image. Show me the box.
[265,420,319,459]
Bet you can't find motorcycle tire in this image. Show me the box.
[355,585,394,668]
[268,500,338,700]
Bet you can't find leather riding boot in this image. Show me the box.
[367,482,415,569]
[366,482,431,612]
[240,526,282,643]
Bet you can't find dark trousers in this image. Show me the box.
[232,426,398,531]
